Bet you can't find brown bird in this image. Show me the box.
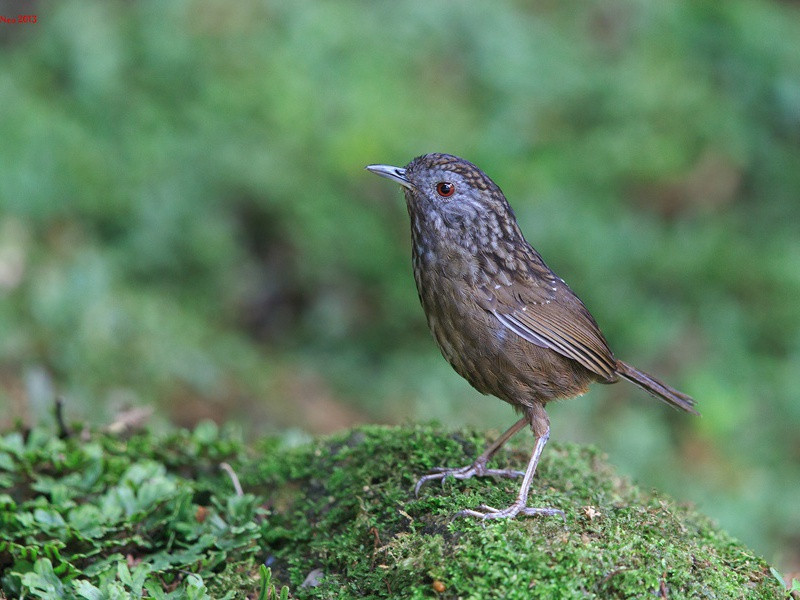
[366,153,698,520]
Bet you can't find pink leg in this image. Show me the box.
[455,424,563,519]
[414,417,528,497]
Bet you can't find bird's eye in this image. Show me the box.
[436,182,455,197]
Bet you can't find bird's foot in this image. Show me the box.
[414,460,524,497]
[454,501,565,520]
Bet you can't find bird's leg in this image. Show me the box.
[455,421,564,520]
[414,417,528,497]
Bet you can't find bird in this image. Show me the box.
[365,153,698,520]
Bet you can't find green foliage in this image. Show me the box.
[0,422,783,598]
[0,422,289,598]
[258,565,289,600]
[0,0,798,576]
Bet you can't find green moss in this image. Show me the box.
[0,423,785,598]
[253,425,783,599]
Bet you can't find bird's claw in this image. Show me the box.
[453,501,565,520]
[413,463,524,497]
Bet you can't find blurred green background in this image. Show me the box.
[1,0,798,578]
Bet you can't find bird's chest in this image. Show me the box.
[411,230,476,309]
[410,212,481,281]
[411,229,504,351]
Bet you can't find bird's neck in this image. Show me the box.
[407,207,442,266]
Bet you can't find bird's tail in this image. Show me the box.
[616,360,699,415]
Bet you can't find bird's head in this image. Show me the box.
[366,153,516,233]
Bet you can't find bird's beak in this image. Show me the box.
[365,164,414,189]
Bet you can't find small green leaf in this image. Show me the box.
[20,558,66,598]
[192,421,219,445]
[74,580,105,600]
[33,508,67,529]
[116,562,133,587]
[0,451,15,471]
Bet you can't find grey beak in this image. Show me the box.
[365,164,413,189]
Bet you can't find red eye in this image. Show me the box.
[436,182,455,197]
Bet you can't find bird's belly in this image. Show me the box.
[417,271,594,407]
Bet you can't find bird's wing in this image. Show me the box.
[476,258,618,381]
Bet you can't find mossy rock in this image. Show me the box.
[254,424,783,599]
[0,423,786,598]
